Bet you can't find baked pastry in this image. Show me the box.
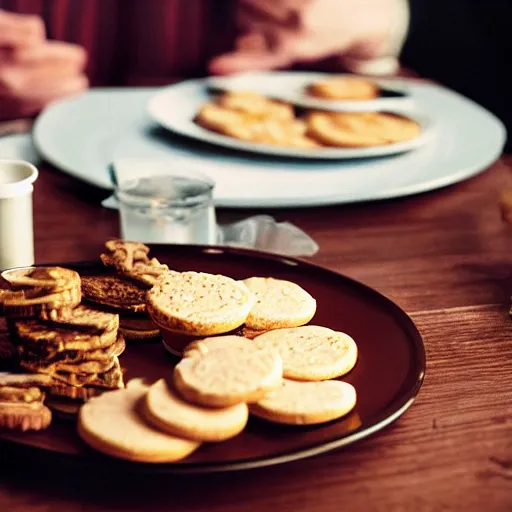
[307,76,379,100]
[250,379,357,425]
[254,325,358,381]
[173,345,282,407]
[242,277,317,330]
[146,271,255,336]
[306,111,421,147]
[143,378,248,442]
[78,383,200,463]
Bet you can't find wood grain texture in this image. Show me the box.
[0,154,510,511]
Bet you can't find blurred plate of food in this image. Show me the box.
[147,73,433,160]
[32,78,505,208]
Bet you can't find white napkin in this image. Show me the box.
[104,158,319,257]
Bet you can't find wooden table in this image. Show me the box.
[1,156,511,512]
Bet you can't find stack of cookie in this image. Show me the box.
[75,273,359,464]
[80,240,168,341]
[0,266,126,423]
[11,305,125,417]
[76,330,358,464]
[0,266,81,319]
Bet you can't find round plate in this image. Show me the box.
[0,245,425,474]
[147,74,434,160]
[32,82,505,208]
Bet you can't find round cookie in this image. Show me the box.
[80,275,147,313]
[195,103,255,141]
[183,335,253,358]
[254,325,358,381]
[249,118,318,148]
[173,345,282,407]
[146,271,255,337]
[196,103,315,149]
[250,379,357,425]
[143,378,249,442]
[307,76,378,100]
[242,277,316,331]
[217,91,295,121]
[1,266,80,292]
[78,385,200,463]
[307,111,421,148]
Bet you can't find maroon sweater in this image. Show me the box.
[0,0,238,86]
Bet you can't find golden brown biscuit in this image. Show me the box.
[39,305,119,334]
[242,277,316,331]
[78,385,200,463]
[0,284,81,318]
[173,345,282,407]
[307,111,421,148]
[101,239,169,287]
[37,356,124,388]
[81,275,147,313]
[18,334,126,365]
[20,355,117,376]
[250,379,357,425]
[254,325,358,381]
[147,271,255,337]
[196,100,320,149]
[1,267,80,293]
[307,76,379,100]
[143,378,249,442]
[13,320,119,353]
[216,91,295,121]
[195,104,254,141]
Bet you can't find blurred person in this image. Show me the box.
[0,0,510,149]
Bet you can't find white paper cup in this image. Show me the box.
[0,160,38,270]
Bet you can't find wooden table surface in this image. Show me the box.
[1,155,511,512]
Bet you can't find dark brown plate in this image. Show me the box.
[0,245,425,474]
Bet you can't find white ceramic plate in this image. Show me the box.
[147,73,432,160]
[32,78,506,208]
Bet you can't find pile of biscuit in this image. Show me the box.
[0,266,126,429]
[80,240,168,341]
[77,271,359,464]
[195,76,420,149]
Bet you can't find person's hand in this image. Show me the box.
[209,0,408,76]
[0,9,88,120]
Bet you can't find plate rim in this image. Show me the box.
[0,244,426,474]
